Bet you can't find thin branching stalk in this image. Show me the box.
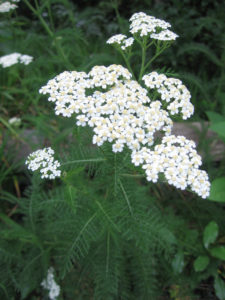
[61,158,106,166]
[23,0,71,68]
[119,49,136,79]
[119,179,133,216]
[138,38,147,81]
[95,201,120,232]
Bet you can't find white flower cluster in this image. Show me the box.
[41,267,60,300]
[143,71,194,119]
[129,12,178,41]
[0,53,33,68]
[106,34,134,50]
[0,0,19,13]
[40,64,172,153]
[107,12,178,51]
[39,64,210,198]
[132,135,210,198]
[25,147,61,179]
[150,29,178,41]
[8,116,21,126]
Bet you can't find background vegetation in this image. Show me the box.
[0,0,225,299]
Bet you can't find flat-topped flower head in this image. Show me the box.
[107,34,127,45]
[0,53,33,68]
[129,12,178,41]
[132,135,210,198]
[39,65,173,155]
[107,34,134,51]
[25,147,61,179]
[8,116,21,127]
[143,72,194,119]
[0,1,18,13]
[151,29,178,41]
[19,54,33,65]
[122,37,134,50]
[39,64,132,118]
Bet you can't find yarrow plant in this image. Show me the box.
[129,12,178,39]
[41,267,60,300]
[0,52,33,68]
[26,12,210,198]
[25,147,61,179]
[0,0,19,13]
[107,34,134,50]
[8,116,21,127]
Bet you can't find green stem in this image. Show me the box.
[96,200,120,232]
[23,0,54,37]
[46,0,55,31]
[61,158,106,166]
[138,39,147,82]
[63,0,77,28]
[0,117,28,145]
[112,0,124,34]
[8,13,16,48]
[54,38,71,68]
[119,50,136,79]
[114,153,117,195]
[23,0,71,68]
[67,213,97,259]
[120,173,145,178]
[0,117,18,137]
[106,232,110,275]
[143,45,168,74]
[117,152,129,173]
[119,179,133,216]
[29,192,35,232]
[147,40,154,49]
[215,47,225,100]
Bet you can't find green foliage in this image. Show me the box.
[206,111,225,123]
[172,250,185,274]
[194,255,210,272]
[210,122,225,139]
[1,0,225,299]
[214,275,225,300]
[203,221,219,249]
[210,247,225,261]
[206,111,225,203]
[0,145,177,298]
[209,178,225,202]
